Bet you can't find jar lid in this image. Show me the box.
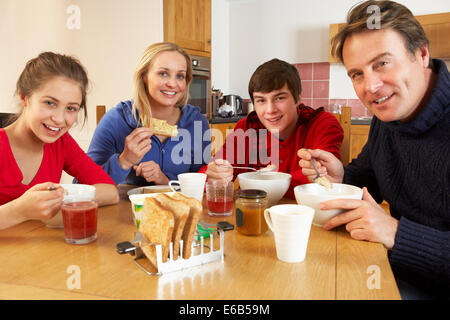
[237,189,267,199]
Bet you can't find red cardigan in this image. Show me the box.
[200,105,343,199]
[0,129,115,205]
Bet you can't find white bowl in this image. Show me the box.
[238,172,292,205]
[44,184,96,228]
[62,184,96,202]
[294,183,363,227]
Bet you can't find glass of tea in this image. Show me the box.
[206,180,234,216]
[62,199,98,244]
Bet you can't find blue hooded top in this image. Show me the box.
[87,100,211,185]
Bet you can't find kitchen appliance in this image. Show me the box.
[188,54,211,120]
[246,101,254,113]
[211,88,221,117]
[221,95,244,117]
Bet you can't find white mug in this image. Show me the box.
[264,204,314,263]
[169,173,207,202]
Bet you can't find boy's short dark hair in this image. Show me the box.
[248,58,302,104]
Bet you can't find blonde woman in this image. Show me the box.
[87,42,211,185]
[0,52,119,230]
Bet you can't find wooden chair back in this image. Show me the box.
[96,105,106,125]
[331,106,352,166]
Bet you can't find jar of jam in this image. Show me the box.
[235,189,269,236]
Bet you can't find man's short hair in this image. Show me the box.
[248,58,302,104]
[331,0,430,64]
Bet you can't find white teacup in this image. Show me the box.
[264,204,315,263]
[169,173,207,202]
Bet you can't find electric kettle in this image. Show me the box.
[222,95,244,115]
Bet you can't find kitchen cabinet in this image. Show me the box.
[349,124,370,163]
[163,0,211,57]
[416,13,450,60]
[329,12,450,63]
[328,23,344,63]
[210,122,236,156]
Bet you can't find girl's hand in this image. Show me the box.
[18,182,64,221]
[134,161,169,185]
[118,128,153,170]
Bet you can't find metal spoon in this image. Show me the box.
[219,164,276,174]
[310,158,332,190]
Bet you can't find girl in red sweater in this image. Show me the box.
[203,59,343,199]
[0,52,118,230]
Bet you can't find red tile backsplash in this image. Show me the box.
[312,99,329,109]
[347,99,366,117]
[293,61,372,118]
[312,81,329,99]
[295,63,313,81]
[301,81,313,99]
[301,98,312,107]
[313,62,330,81]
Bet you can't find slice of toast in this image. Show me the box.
[154,193,190,260]
[142,186,172,194]
[170,193,202,259]
[139,197,174,267]
[150,118,178,137]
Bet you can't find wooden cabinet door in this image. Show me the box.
[349,125,370,163]
[210,122,236,156]
[164,0,211,54]
[328,23,345,63]
[416,13,450,60]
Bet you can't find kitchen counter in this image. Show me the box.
[210,115,372,125]
[351,117,372,125]
[209,115,246,124]
[0,185,400,300]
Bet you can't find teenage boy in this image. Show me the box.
[203,58,343,199]
[298,0,450,298]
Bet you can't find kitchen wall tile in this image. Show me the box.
[312,99,329,109]
[312,81,329,99]
[329,99,348,106]
[301,81,313,99]
[296,63,313,81]
[301,98,312,107]
[294,60,374,120]
[347,99,367,117]
[313,62,330,80]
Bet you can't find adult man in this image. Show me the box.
[203,58,343,199]
[298,0,449,298]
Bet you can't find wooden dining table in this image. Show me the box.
[0,185,400,300]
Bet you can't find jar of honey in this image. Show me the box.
[235,189,269,236]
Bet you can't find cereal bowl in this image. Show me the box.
[238,172,291,205]
[294,183,363,227]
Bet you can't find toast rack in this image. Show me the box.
[116,221,233,276]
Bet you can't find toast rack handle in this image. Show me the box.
[116,241,137,256]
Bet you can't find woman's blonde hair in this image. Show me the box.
[133,42,192,127]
